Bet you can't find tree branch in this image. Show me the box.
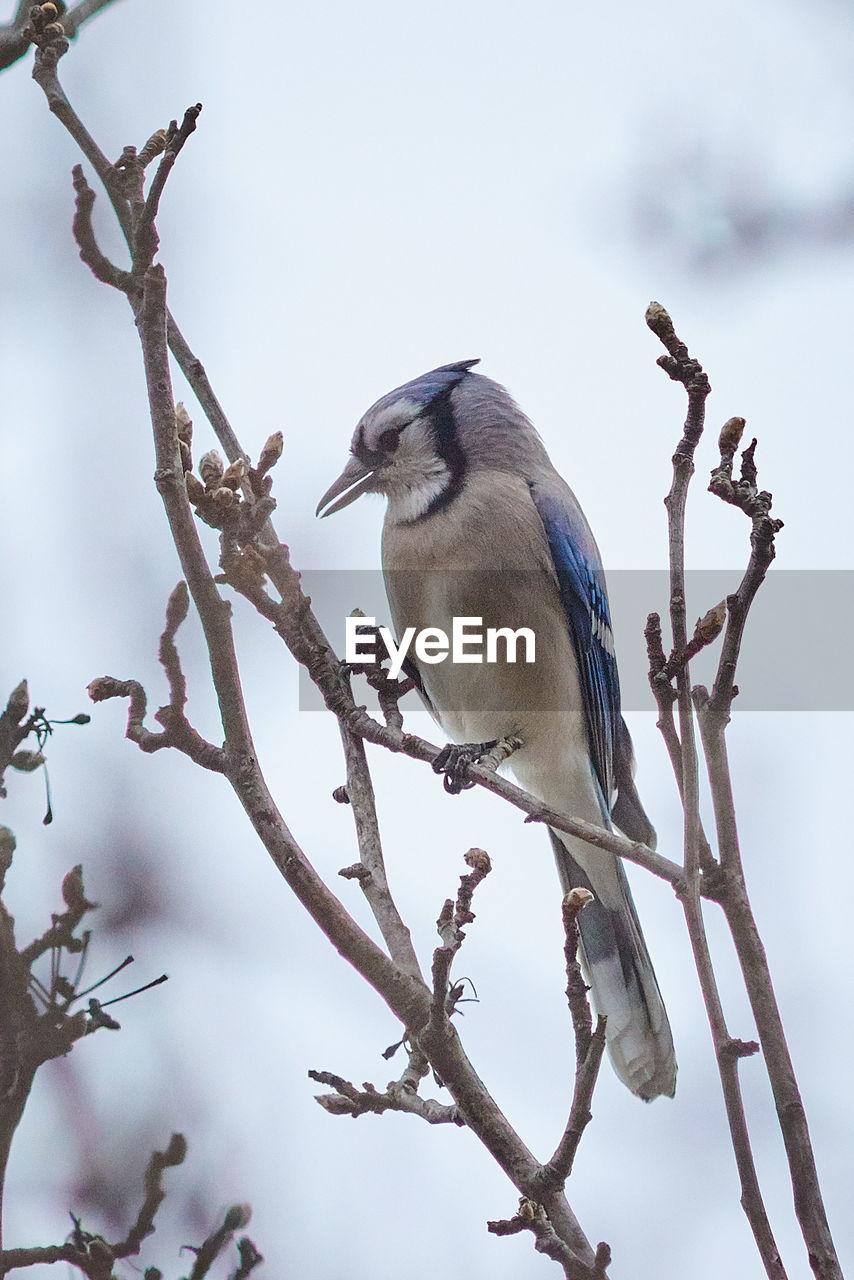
[535,891,607,1193]
[647,307,792,1280]
[692,426,838,1280]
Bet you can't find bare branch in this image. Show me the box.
[62,0,126,39]
[536,891,607,1192]
[337,720,423,981]
[487,1200,604,1280]
[113,1133,187,1258]
[30,13,127,213]
[0,1241,80,1272]
[646,300,710,889]
[228,1237,264,1280]
[309,1068,464,1125]
[649,309,797,1280]
[430,849,491,1030]
[71,165,132,291]
[134,104,202,270]
[185,1204,252,1280]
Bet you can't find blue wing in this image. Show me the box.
[529,482,620,808]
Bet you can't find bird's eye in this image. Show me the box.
[377,428,400,454]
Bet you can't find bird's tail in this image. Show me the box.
[549,830,676,1101]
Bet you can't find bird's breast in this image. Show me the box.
[381,470,587,756]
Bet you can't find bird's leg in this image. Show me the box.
[432,734,523,795]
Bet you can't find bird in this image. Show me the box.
[316,359,676,1101]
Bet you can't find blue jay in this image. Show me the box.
[317,360,676,1101]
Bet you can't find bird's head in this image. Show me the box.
[316,359,480,523]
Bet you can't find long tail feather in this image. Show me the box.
[549,830,676,1101]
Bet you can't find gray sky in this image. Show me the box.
[1,1,853,1276]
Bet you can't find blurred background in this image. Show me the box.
[1,0,853,1275]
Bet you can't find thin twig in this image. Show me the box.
[309,1068,464,1125]
[113,1133,187,1257]
[649,308,790,1280]
[338,720,423,980]
[695,428,838,1280]
[487,1200,603,1280]
[535,891,607,1193]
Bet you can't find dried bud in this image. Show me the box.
[164,1132,188,1165]
[223,1204,252,1231]
[0,826,15,888]
[175,402,192,441]
[61,863,96,912]
[5,679,29,724]
[257,431,284,476]
[178,438,192,472]
[565,887,595,912]
[87,677,117,702]
[185,471,206,505]
[138,128,170,168]
[199,449,224,488]
[718,416,746,457]
[645,300,674,339]
[464,847,491,874]
[211,485,236,510]
[165,581,190,632]
[11,750,45,772]
[695,600,727,644]
[221,458,247,491]
[39,2,59,19]
[222,544,267,589]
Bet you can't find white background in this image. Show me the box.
[1,1,852,1276]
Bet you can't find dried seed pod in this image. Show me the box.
[199,449,224,488]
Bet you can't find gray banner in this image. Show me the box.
[296,570,854,712]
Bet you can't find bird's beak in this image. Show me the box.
[316,455,377,517]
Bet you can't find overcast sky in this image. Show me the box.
[1,1,853,1277]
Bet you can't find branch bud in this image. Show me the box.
[11,750,45,772]
[695,601,727,645]
[257,431,284,477]
[221,458,247,491]
[718,416,745,457]
[199,449,224,488]
[5,680,29,724]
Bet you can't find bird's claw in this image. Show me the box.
[432,741,499,794]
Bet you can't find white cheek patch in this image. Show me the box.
[379,417,452,523]
[385,471,450,523]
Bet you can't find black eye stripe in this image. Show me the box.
[377,428,400,453]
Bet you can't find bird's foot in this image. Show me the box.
[432,735,523,794]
